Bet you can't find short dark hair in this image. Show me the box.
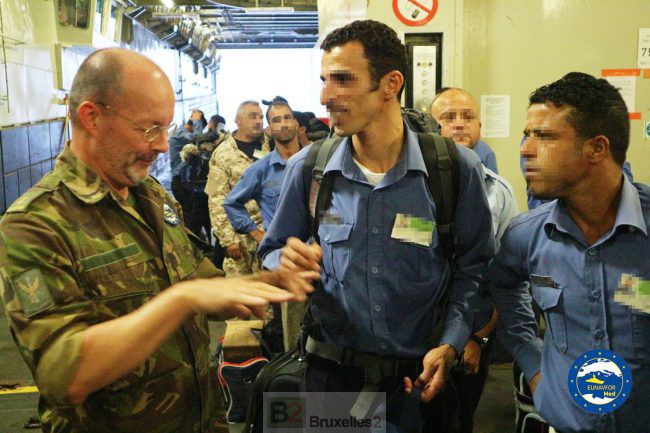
[265,101,293,122]
[529,72,629,166]
[321,19,408,99]
[210,114,225,128]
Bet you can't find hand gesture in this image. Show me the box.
[404,344,457,402]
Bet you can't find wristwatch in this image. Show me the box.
[470,334,489,348]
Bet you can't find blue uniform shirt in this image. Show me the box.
[223,149,286,233]
[489,177,650,433]
[259,127,495,357]
[473,140,498,174]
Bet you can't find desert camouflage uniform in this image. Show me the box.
[205,134,269,276]
[0,143,226,433]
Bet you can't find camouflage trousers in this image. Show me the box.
[222,234,260,277]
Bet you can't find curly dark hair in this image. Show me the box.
[529,72,629,166]
[321,19,408,99]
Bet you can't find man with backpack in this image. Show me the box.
[258,19,495,432]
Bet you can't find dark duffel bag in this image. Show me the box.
[243,343,308,433]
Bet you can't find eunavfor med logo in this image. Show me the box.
[568,349,632,414]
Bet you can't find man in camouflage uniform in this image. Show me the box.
[0,48,314,433]
[205,101,270,277]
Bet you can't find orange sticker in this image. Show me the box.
[629,113,642,120]
[601,69,641,77]
[644,70,650,79]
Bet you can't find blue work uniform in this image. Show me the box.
[259,126,495,358]
[223,148,286,233]
[473,140,498,174]
[488,177,650,433]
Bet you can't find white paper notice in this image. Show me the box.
[638,28,650,69]
[605,76,636,113]
[480,95,510,138]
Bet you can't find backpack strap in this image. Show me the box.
[302,136,344,242]
[416,132,460,261]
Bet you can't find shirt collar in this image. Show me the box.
[545,175,647,240]
[269,148,287,167]
[58,141,112,204]
[322,123,428,184]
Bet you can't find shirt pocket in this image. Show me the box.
[389,238,436,282]
[261,187,280,201]
[531,284,567,354]
[631,311,650,364]
[78,244,157,300]
[318,223,353,283]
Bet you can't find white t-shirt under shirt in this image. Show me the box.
[353,158,386,186]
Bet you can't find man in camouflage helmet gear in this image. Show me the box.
[0,48,315,433]
[205,101,270,277]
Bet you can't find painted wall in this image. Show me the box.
[464,0,650,210]
[367,0,463,89]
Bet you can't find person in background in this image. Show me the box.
[224,100,303,353]
[169,109,207,234]
[430,87,499,173]
[293,110,312,147]
[205,101,269,276]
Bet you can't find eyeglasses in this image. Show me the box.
[94,101,177,143]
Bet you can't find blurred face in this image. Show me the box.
[236,104,263,140]
[430,90,481,149]
[95,70,174,192]
[320,41,382,137]
[267,105,297,144]
[522,103,589,199]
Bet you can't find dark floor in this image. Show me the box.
[0,316,514,433]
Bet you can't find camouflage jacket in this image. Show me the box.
[0,143,223,433]
[204,133,269,248]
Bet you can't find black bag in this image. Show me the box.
[243,344,308,433]
[218,357,269,424]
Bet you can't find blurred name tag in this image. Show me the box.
[391,213,435,247]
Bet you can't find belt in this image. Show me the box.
[305,336,421,420]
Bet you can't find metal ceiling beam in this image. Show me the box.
[129,0,316,11]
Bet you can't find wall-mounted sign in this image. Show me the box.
[392,0,438,27]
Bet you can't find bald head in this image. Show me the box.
[69,48,174,127]
[430,88,481,149]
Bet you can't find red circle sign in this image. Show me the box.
[392,0,438,27]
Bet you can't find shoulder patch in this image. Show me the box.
[11,269,54,317]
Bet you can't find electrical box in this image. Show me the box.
[404,33,443,112]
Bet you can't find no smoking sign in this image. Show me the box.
[392,0,439,27]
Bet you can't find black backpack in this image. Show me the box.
[302,109,459,260]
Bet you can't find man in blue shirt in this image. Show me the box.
[224,101,302,352]
[489,72,650,433]
[223,101,301,239]
[430,88,499,173]
[258,19,494,432]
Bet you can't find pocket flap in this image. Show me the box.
[531,285,562,310]
[79,244,153,280]
[318,223,353,244]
